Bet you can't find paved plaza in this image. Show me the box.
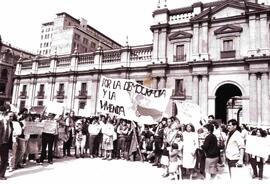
[3,157,270,184]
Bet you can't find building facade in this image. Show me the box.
[38,12,122,56]
[13,0,270,127]
[0,36,35,106]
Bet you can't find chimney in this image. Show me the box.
[192,2,203,15]
[79,17,87,30]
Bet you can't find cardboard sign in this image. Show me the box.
[24,121,45,135]
[245,135,270,160]
[42,120,57,134]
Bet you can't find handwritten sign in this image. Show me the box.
[24,122,45,135]
[97,76,172,125]
[42,120,57,134]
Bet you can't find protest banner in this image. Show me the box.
[24,121,45,135]
[175,101,204,130]
[78,108,90,117]
[42,120,58,134]
[97,76,172,125]
[245,135,270,160]
[45,101,64,115]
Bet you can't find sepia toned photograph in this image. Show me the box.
[1,0,270,183]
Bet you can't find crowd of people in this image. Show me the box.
[0,104,270,181]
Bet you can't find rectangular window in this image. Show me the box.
[74,33,80,40]
[19,101,26,111]
[90,42,96,48]
[22,85,27,92]
[0,83,5,94]
[175,79,184,96]
[59,83,64,91]
[81,83,87,92]
[40,84,44,92]
[175,45,185,61]
[223,40,233,51]
[83,38,89,45]
[37,101,43,106]
[79,101,86,109]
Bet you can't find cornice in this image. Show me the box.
[245,56,270,63]
[150,23,170,32]
[188,60,212,67]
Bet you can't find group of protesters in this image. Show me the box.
[1,104,270,181]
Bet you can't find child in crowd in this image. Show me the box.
[168,143,179,180]
[173,133,183,180]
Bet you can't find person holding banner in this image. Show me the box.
[152,119,166,168]
[39,113,57,164]
[249,128,268,180]
[101,117,115,160]
[15,114,31,169]
[88,117,102,158]
[225,119,245,178]
[63,111,75,157]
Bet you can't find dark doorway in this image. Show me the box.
[215,83,242,124]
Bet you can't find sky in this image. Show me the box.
[0,0,214,54]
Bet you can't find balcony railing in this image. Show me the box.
[56,90,65,99]
[78,90,88,99]
[173,55,186,62]
[37,91,45,99]
[20,91,27,98]
[220,50,236,59]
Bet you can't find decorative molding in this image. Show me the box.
[214,24,243,35]
[168,30,193,40]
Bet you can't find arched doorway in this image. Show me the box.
[215,83,242,124]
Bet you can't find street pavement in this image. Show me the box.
[3,157,270,184]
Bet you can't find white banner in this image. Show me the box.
[176,101,204,130]
[245,135,270,160]
[78,109,90,117]
[97,76,172,125]
[45,101,64,115]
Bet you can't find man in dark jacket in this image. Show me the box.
[0,109,14,180]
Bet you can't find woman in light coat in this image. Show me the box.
[182,123,198,179]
